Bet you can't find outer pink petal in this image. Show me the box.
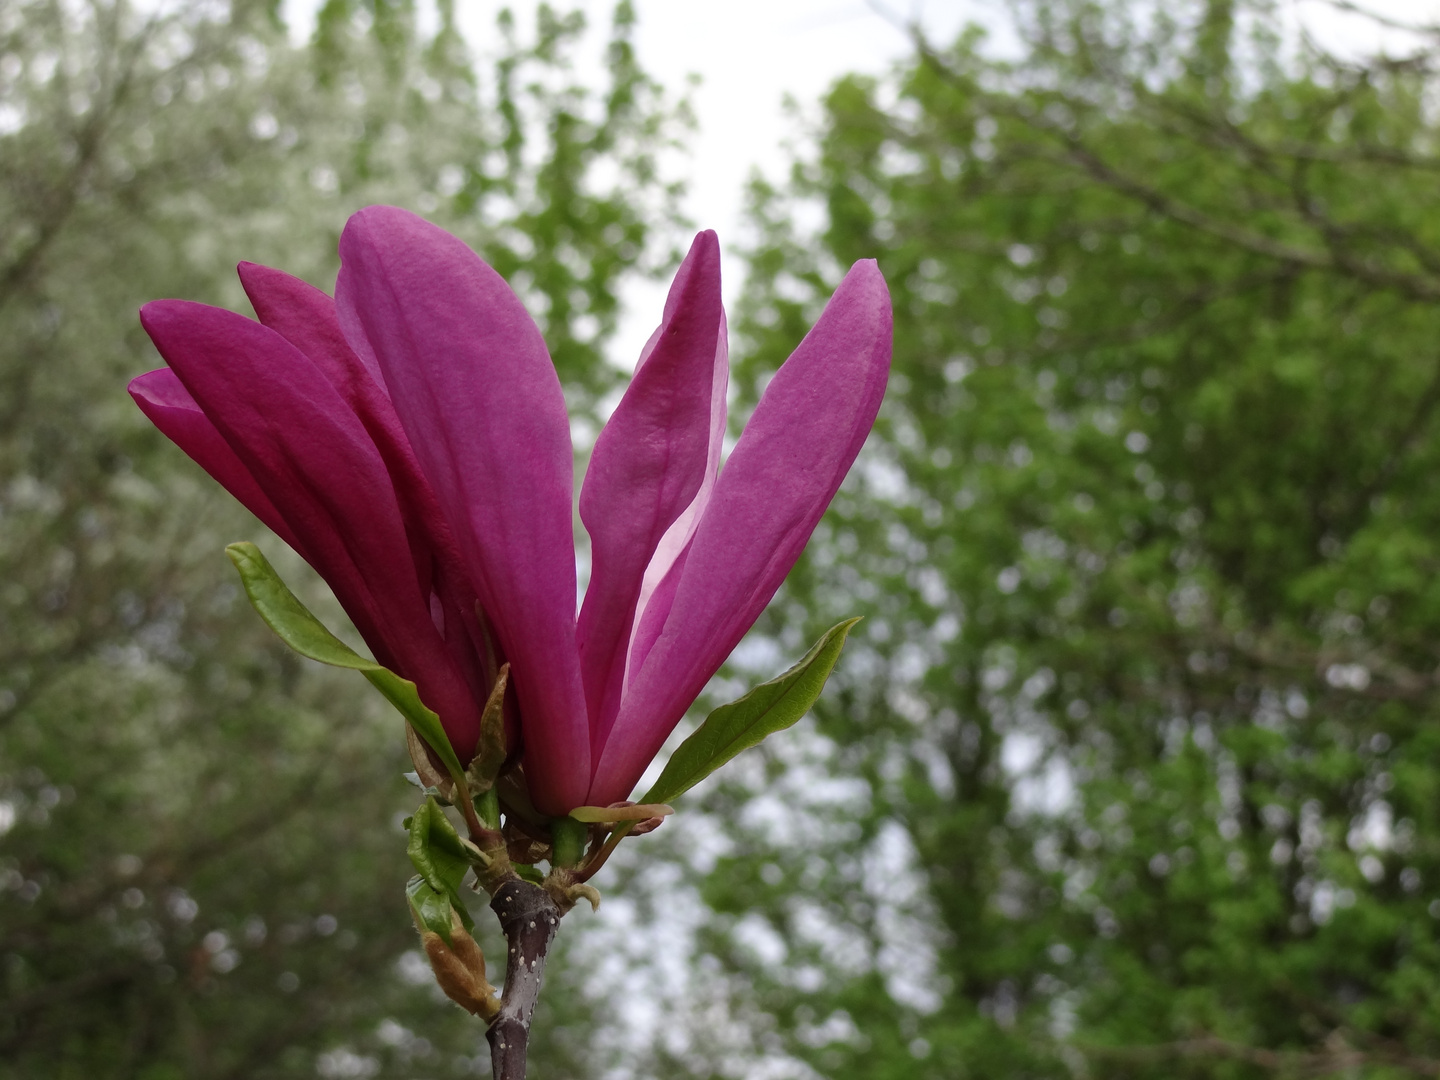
[622,308,729,690]
[128,368,308,559]
[587,260,892,805]
[335,205,587,814]
[139,299,483,759]
[238,262,497,705]
[238,262,389,407]
[576,231,723,749]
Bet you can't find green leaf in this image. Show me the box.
[406,875,457,947]
[406,798,474,938]
[641,618,861,806]
[225,542,466,782]
[473,786,500,832]
[407,798,469,893]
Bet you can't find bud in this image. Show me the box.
[415,908,500,1019]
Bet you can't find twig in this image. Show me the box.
[1080,1033,1440,1076]
[903,20,1440,304]
[486,879,562,1079]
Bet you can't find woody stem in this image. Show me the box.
[486,878,561,1080]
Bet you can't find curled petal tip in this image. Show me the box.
[137,298,172,329]
[341,204,428,245]
[577,225,726,751]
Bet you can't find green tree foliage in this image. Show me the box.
[677,1,1440,1076]
[0,1,683,1076]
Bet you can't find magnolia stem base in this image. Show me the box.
[487,879,561,1079]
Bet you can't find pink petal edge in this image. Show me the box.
[587,259,892,805]
[335,205,589,814]
[576,230,724,751]
[139,298,484,759]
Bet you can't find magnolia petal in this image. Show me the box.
[588,259,892,805]
[239,264,444,554]
[624,534,690,688]
[238,262,390,410]
[239,262,436,577]
[128,368,308,559]
[238,262,494,704]
[623,307,729,694]
[576,231,723,748]
[139,299,483,758]
[335,205,587,814]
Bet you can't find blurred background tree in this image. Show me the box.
[0,1,685,1076]
[9,0,1440,1078]
[649,0,1440,1077]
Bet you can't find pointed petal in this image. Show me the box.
[238,261,386,406]
[335,205,587,814]
[128,368,309,559]
[239,262,433,571]
[588,260,892,804]
[238,260,384,389]
[238,262,441,552]
[576,231,724,748]
[139,299,483,758]
[238,261,494,703]
[623,308,729,692]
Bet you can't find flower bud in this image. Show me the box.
[417,910,500,1019]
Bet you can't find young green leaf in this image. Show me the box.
[406,798,474,938]
[640,617,861,806]
[406,875,458,946]
[225,541,466,782]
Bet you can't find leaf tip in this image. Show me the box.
[224,539,260,566]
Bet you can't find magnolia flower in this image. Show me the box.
[130,207,890,815]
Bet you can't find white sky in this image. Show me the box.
[280,0,1440,367]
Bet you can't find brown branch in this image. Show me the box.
[1197,622,1440,705]
[0,5,164,316]
[1128,87,1440,174]
[905,29,1440,303]
[1341,353,1440,529]
[2,962,140,1018]
[1054,138,1440,295]
[486,879,562,1080]
[1080,1034,1440,1077]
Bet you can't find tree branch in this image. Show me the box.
[1081,1034,1440,1076]
[905,29,1440,304]
[486,879,561,1079]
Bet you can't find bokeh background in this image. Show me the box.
[5,0,1440,1077]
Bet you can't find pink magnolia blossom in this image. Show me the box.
[130,207,891,815]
